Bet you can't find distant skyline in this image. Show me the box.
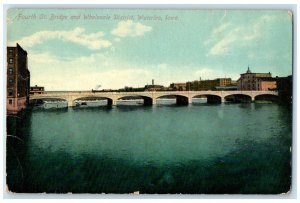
[7,9,292,90]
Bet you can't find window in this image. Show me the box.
[8,49,13,57]
[9,68,13,75]
[8,89,13,96]
[9,79,13,84]
[9,58,13,64]
[9,99,12,104]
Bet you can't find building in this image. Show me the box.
[170,83,187,91]
[144,85,164,91]
[185,78,232,91]
[7,43,30,114]
[144,79,164,91]
[276,75,292,92]
[276,75,292,103]
[255,77,277,91]
[237,66,275,90]
[217,78,232,87]
[30,85,45,95]
[200,78,232,90]
[170,78,233,91]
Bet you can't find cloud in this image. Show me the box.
[10,27,112,50]
[28,52,156,90]
[207,15,278,56]
[114,37,121,42]
[212,22,231,35]
[111,20,152,38]
[209,28,240,56]
[28,51,217,90]
[242,15,274,41]
[28,50,243,91]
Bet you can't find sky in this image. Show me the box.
[7,9,293,90]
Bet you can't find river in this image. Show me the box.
[6,103,292,194]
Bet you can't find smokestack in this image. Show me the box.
[152,79,154,85]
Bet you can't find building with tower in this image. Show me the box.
[144,79,164,91]
[237,66,276,91]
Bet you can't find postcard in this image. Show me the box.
[6,8,293,194]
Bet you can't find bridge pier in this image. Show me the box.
[107,99,113,106]
[152,98,157,105]
[67,100,73,107]
[176,96,189,106]
[221,97,225,103]
[143,97,153,106]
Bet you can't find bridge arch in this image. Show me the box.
[254,94,279,102]
[156,94,189,106]
[73,96,113,106]
[224,94,252,103]
[116,95,153,106]
[29,97,68,108]
[192,94,222,104]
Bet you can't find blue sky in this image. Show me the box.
[7,9,292,90]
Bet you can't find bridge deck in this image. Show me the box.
[30,90,278,107]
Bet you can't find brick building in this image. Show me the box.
[171,78,233,91]
[7,43,30,114]
[186,78,232,91]
[237,67,276,90]
[170,83,187,91]
[255,77,277,91]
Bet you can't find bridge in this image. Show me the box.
[30,90,279,107]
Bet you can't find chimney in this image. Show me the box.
[152,79,154,85]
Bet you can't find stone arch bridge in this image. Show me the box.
[30,90,278,107]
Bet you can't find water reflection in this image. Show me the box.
[6,104,292,194]
[32,107,69,113]
[72,106,113,112]
[115,105,153,112]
